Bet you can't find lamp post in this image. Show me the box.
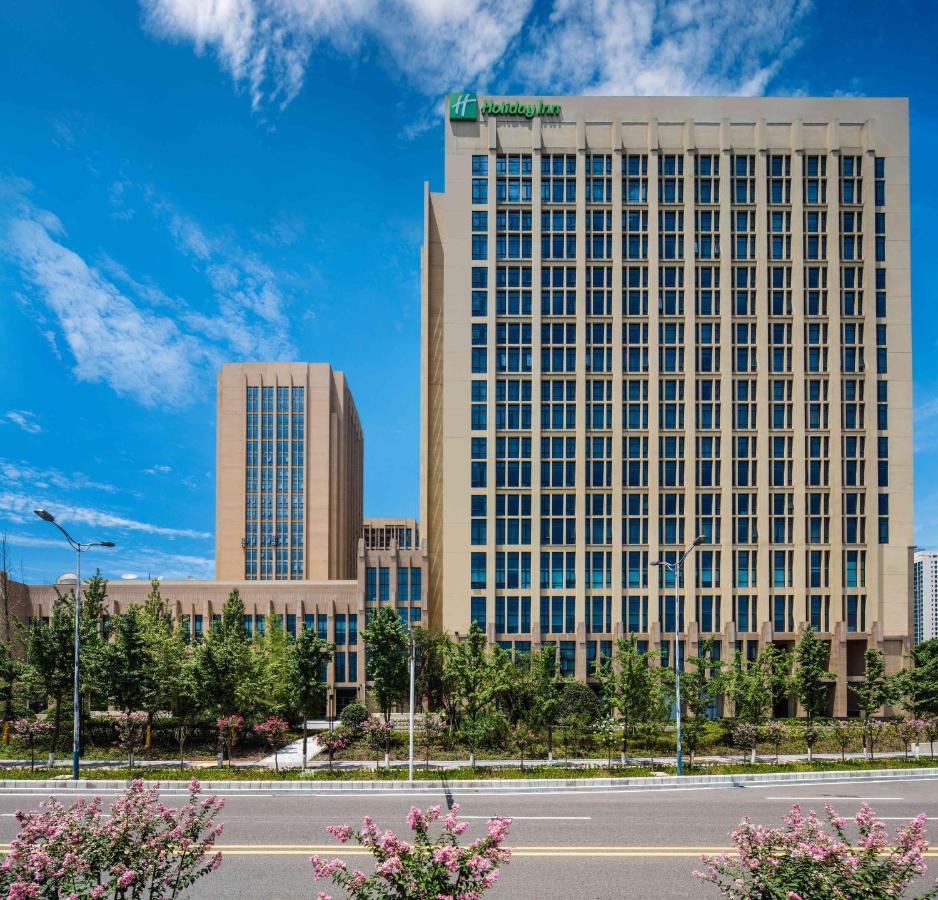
[407,629,416,782]
[33,509,115,780]
[651,534,705,777]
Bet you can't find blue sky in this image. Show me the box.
[0,0,936,582]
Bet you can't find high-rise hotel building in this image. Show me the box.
[216,362,364,581]
[421,96,912,714]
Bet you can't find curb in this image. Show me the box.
[1,767,937,794]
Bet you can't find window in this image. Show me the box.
[470,553,486,589]
[471,597,486,628]
[378,567,390,601]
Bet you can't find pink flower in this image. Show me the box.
[326,824,353,844]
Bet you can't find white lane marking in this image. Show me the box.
[765,796,904,801]
[461,815,591,820]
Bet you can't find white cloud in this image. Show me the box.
[6,214,208,409]
[513,0,811,97]
[2,182,298,410]
[4,411,42,434]
[0,459,119,494]
[141,0,533,111]
[144,464,173,475]
[0,490,211,540]
[140,0,811,114]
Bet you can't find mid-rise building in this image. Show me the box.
[914,550,938,644]
[216,362,364,582]
[421,95,913,714]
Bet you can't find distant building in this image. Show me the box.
[914,551,938,644]
[216,362,364,582]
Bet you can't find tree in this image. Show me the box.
[105,606,151,714]
[292,627,334,768]
[418,713,444,768]
[526,647,565,762]
[899,638,938,716]
[196,590,256,724]
[487,645,535,727]
[727,646,791,730]
[852,648,899,759]
[362,607,408,725]
[794,627,834,741]
[254,617,295,718]
[596,636,662,762]
[443,623,491,767]
[254,715,290,772]
[678,639,725,766]
[763,720,790,764]
[76,572,110,747]
[411,627,453,716]
[559,682,602,757]
[830,719,863,763]
[24,596,74,758]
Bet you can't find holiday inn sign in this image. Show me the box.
[448,92,562,121]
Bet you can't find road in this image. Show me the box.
[0,779,937,898]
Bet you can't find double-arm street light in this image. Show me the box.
[651,534,705,777]
[34,509,115,780]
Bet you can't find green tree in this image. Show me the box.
[292,627,334,767]
[899,638,938,716]
[362,607,409,726]
[443,623,491,767]
[76,573,110,750]
[487,645,535,727]
[254,617,295,718]
[853,647,899,758]
[559,681,602,758]
[793,627,833,760]
[24,597,74,758]
[726,648,791,762]
[195,590,256,726]
[597,636,664,762]
[525,647,564,761]
[106,606,151,714]
[678,639,725,766]
[411,627,453,716]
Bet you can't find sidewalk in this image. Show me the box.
[259,733,324,768]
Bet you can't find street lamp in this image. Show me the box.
[34,509,115,780]
[651,534,705,777]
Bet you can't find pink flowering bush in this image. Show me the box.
[114,710,149,770]
[0,778,223,898]
[895,718,926,759]
[318,731,349,770]
[694,802,934,899]
[311,803,511,899]
[12,719,54,771]
[254,716,290,772]
[216,714,244,767]
[365,718,394,767]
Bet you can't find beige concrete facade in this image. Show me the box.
[216,362,364,582]
[421,95,913,713]
[358,518,428,627]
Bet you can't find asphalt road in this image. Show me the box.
[1,779,937,898]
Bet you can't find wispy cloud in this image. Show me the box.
[140,0,812,114]
[0,459,119,494]
[513,0,812,97]
[144,464,172,475]
[141,0,534,111]
[0,490,211,540]
[3,411,42,434]
[1,180,297,409]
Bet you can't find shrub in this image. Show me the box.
[311,803,510,899]
[254,716,291,772]
[0,778,223,898]
[318,731,349,770]
[560,682,603,727]
[340,702,369,735]
[694,802,930,899]
[732,722,759,762]
[216,714,244,767]
[114,711,149,770]
[12,718,54,771]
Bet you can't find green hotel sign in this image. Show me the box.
[448,92,561,121]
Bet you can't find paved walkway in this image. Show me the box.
[260,733,324,768]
